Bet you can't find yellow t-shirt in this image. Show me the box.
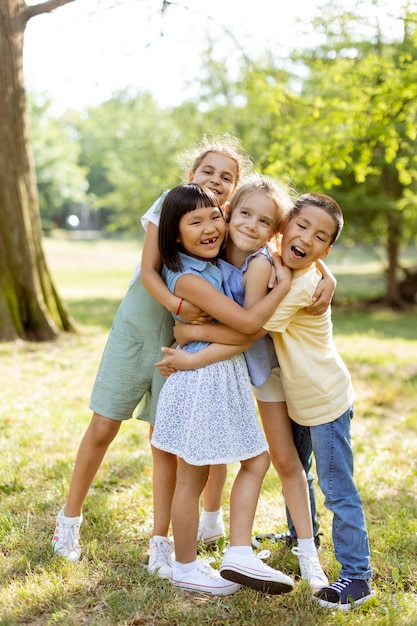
[263,264,355,427]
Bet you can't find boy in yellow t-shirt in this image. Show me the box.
[259,193,372,610]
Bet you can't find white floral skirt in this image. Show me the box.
[151,354,268,465]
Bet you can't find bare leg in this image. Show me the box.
[202,464,227,511]
[64,412,121,517]
[258,400,313,539]
[221,450,295,595]
[172,459,210,563]
[149,426,177,537]
[229,451,270,546]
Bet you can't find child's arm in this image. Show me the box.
[174,319,262,347]
[156,254,274,373]
[306,259,336,315]
[141,222,212,323]
[155,341,253,376]
[174,257,291,335]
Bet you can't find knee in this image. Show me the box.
[261,450,271,473]
[270,450,300,479]
[152,446,177,471]
[244,451,270,477]
[89,413,121,446]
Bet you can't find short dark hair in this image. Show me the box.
[158,183,221,271]
[288,193,344,245]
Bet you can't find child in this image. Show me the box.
[51,134,252,573]
[157,177,330,591]
[174,193,373,609]
[151,182,295,596]
[262,193,372,610]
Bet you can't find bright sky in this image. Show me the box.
[24,0,403,112]
[23,0,318,111]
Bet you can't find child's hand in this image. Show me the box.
[173,320,196,346]
[271,255,292,288]
[305,272,336,315]
[155,346,196,377]
[178,299,212,324]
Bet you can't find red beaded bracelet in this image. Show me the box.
[176,298,184,316]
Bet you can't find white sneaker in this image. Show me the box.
[170,560,241,596]
[220,549,294,595]
[291,546,329,591]
[52,507,82,563]
[197,517,225,545]
[148,536,174,579]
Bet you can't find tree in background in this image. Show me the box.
[264,1,417,306]
[30,95,89,231]
[72,90,197,232]
[0,0,77,340]
[3,0,415,344]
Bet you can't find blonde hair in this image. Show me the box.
[227,174,294,245]
[177,133,253,189]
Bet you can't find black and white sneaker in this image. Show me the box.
[252,531,322,550]
[313,576,373,611]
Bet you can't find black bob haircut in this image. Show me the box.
[158,183,222,272]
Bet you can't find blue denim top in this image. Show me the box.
[162,252,224,354]
[218,247,278,386]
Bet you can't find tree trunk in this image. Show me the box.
[0,0,76,340]
[381,163,403,308]
[384,210,402,307]
[399,268,417,303]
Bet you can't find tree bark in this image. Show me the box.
[384,211,402,307]
[0,0,77,340]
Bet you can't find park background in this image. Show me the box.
[1,0,417,624]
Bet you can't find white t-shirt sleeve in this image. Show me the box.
[140,189,170,231]
[130,190,170,285]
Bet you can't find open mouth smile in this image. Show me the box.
[291,245,306,259]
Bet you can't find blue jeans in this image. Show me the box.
[293,406,372,579]
[286,420,319,539]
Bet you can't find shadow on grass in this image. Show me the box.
[67,298,121,329]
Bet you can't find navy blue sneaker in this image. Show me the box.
[313,576,372,611]
[252,531,322,550]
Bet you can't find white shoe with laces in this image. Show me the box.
[197,517,225,545]
[148,536,174,579]
[170,559,241,595]
[52,507,82,563]
[291,546,329,591]
[220,548,294,595]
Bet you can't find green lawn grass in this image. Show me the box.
[0,237,416,625]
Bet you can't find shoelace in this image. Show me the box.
[291,547,324,576]
[59,521,80,553]
[256,549,271,560]
[327,577,352,592]
[154,539,173,562]
[197,559,218,579]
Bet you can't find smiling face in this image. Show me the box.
[177,205,226,261]
[227,190,277,256]
[189,152,238,208]
[280,204,335,270]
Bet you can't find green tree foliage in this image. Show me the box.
[263,2,417,305]
[29,1,417,305]
[72,90,204,232]
[29,95,89,231]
